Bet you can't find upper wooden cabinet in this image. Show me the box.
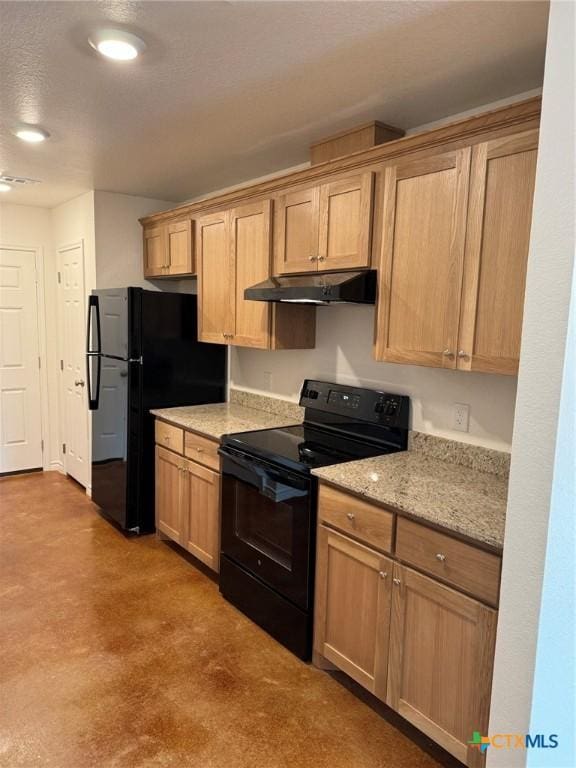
[274,187,320,274]
[376,149,471,368]
[196,211,234,343]
[376,129,538,375]
[197,200,316,349]
[458,131,538,374]
[143,218,193,278]
[274,172,374,274]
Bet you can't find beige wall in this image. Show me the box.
[230,306,517,451]
[93,191,175,290]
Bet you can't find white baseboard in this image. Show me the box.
[47,461,64,474]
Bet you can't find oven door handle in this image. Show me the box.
[259,474,308,503]
[220,449,310,500]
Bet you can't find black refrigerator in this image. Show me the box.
[86,288,226,534]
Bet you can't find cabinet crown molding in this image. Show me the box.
[140,96,541,227]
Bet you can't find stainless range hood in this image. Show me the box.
[244,270,377,305]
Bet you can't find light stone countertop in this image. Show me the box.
[312,452,508,551]
[150,402,301,441]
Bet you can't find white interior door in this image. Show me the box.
[0,248,43,473]
[58,242,89,488]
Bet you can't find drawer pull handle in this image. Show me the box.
[346,512,355,521]
[393,578,401,586]
[379,571,388,579]
[436,553,446,562]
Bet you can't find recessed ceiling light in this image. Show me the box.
[0,182,12,193]
[14,126,50,143]
[89,29,146,61]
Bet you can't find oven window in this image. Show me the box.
[234,484,294,571]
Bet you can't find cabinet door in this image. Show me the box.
[167,219,193,276]
[274,187,320,274]
[231,200,272,349]
[197,211,235,343]
[143,225,167,277]
[387,564,497,768]
[155,446,184,543]
[317,173,374,270]
[375,149,471,368]
[182,458,220,572]
[458,131,538,374]
[314,526,393,699]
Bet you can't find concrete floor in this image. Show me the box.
[0,472,446,768]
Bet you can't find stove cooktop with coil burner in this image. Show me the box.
[221,380,411,473]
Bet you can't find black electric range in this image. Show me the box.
[219,380,410,660]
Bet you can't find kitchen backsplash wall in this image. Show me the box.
[230,304,517,452]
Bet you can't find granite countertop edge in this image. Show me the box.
[150,402,301,441]
[312,453,507,553]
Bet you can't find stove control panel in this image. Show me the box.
[300,380,409,430]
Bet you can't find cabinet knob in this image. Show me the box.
[379,571,388,579]
[442,349,454,358]
[308,255,317,262]
[457,350,468,358]
[317,255,326,262]
[393,578,401,586]
[435,553,446,562]
[346,512,355,521]
[196,447,204,453]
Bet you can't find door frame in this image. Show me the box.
[0,243,50,472]
[56,239,90,490]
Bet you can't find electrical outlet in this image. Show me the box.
[262,371,273,391]
[453,403,470,432]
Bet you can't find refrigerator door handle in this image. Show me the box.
[87,354,101,411]
[87,295,101,355]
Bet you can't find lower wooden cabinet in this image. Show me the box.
[387,563,497,768]
[314,487,499,768]
[155,443,220,572]
[181,457,220,571]
[314,526,393,699]
[156,445,186,543]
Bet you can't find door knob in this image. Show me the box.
[75,379,85,387]
[379,571,388,579]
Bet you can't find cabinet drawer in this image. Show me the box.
[184,431,220,471]
[395,517,501,606]
[155,421,184,454]
[318,484,393,554]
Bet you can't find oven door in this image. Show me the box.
[220,449,313,610]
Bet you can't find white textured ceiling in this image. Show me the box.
[0,1,548,208]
